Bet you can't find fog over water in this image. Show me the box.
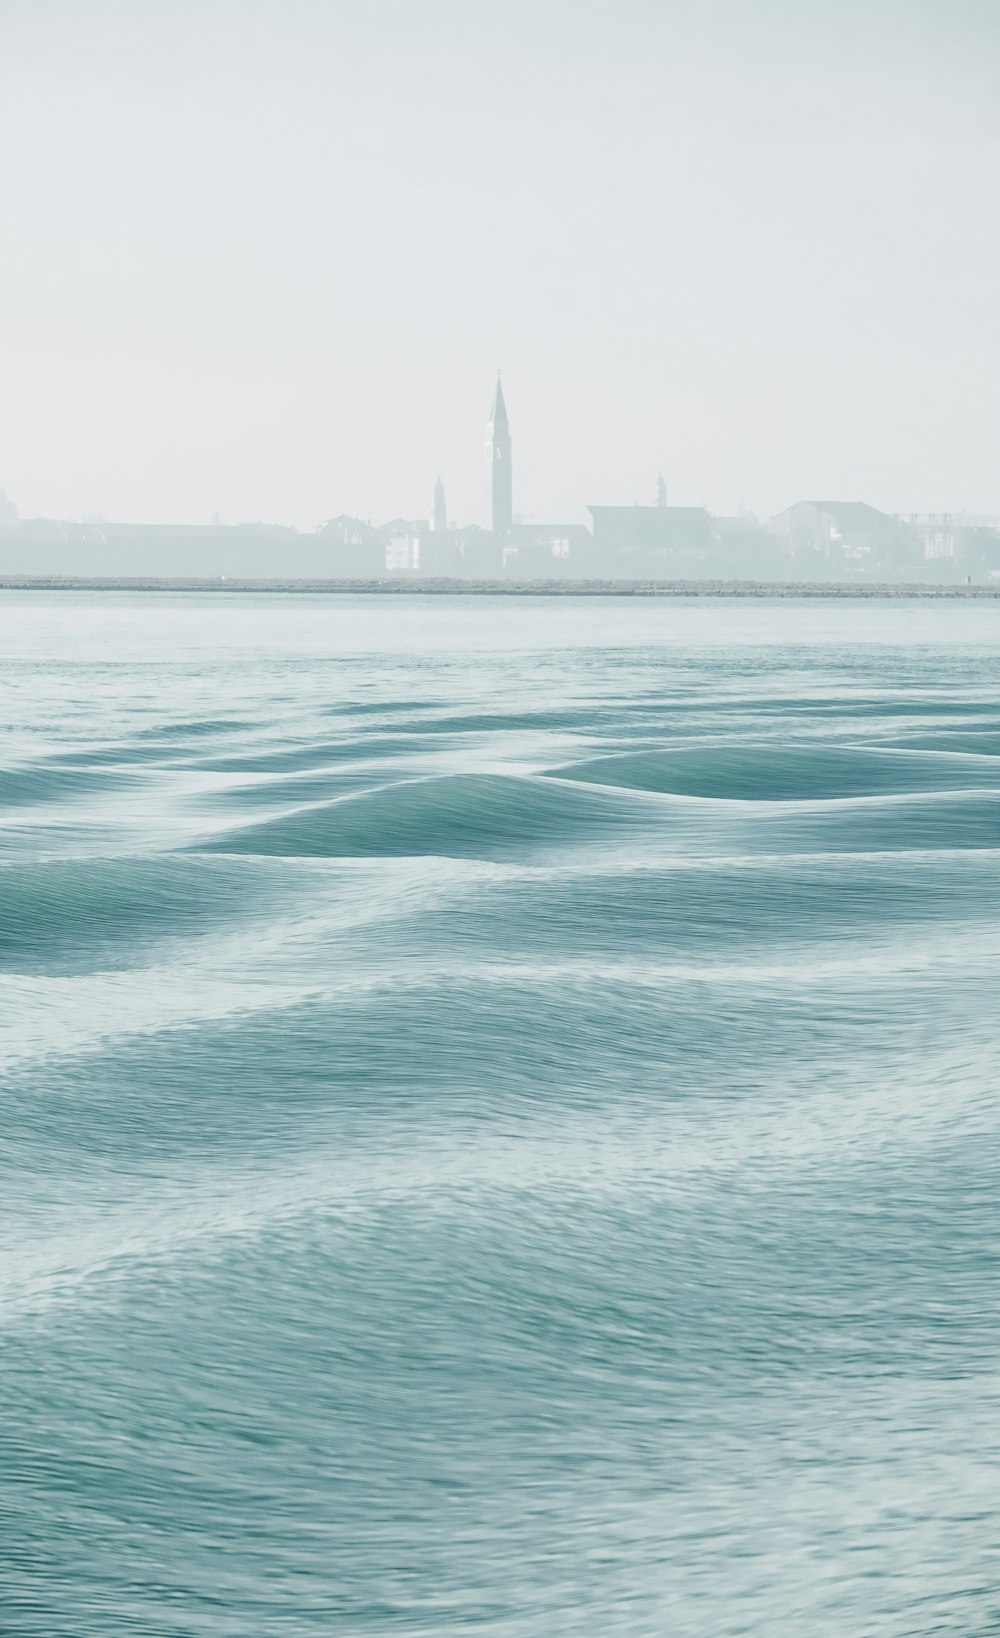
[2,0,999,528]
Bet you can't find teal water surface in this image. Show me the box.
[2,592,1000,1636]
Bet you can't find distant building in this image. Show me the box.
[315,514,383,575]
[504,522,592,578]
[768,501,907,568]
[385,527,421,573]
[486,374,513,537]
[656,473,668,509]
[421,531,463,576]
[319,514,377,550]
[960,526,1000,576]
[0,489,18,526]
[706,516,786,578]
[907,514,958,561]
[0,518,316,578]
[905,514,1000,577]
[587,504,715,560]
[508,522,592,556]
[711,514,760,544]
[458,525,504,578]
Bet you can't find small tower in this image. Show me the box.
[431,476,447,533]
[656,473,667,509]
[486,373,513,536]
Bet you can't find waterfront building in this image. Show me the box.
[458,525,504,578]
[315,514,383,575]
[907,513,959,561]
[583,504,717,577]
[906,514,1000,576]
[504,523,593,577]
[385,527,421,573]
[587,504,714,556]
[767,501,908,569]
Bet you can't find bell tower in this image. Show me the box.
[432,475,447,532]
[486,373,513,536]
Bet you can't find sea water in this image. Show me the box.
[2,591,999,1636]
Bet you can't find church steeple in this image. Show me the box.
[486,372,513,536]
[432,475,447,533]
[490,373,509,430]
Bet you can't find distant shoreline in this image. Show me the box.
[1,575,998,599]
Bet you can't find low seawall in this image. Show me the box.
[1,575,998,598]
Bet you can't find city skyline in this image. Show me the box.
[2,1,998,528]
[2,366,998,536]
[3,370,997,587]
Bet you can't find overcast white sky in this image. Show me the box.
[1,0,998,527]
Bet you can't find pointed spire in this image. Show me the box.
[432,475,447,532]
[489,371,508,429]
[486,372,513,536]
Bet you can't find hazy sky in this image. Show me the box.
[2,0,998,527]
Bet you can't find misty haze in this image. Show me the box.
[1,0,999,589]
[4,6,1000,1638]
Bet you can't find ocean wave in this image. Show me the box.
[0,854,284,973]
[196,767,393,810]
[0,762,145,808]
[878,730,1000,755]
[5,592,1000,1638]
[195,771,657,860]
[131,717,255,740]
[193,734,442,774]
[44,741,203,767]
[392,853,1000,964]
[545,742,1000,800]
